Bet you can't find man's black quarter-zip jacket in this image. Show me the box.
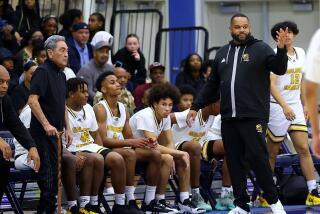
[191,36,288,121]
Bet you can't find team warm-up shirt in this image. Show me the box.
[98,99,126,140]
[129,107,171,139]
[271,47,305,104]
[172,109,215,146]
[66,104,100,152]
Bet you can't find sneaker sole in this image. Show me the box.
[178,204,205,213]
[145,211,181,214]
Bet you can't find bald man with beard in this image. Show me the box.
[0,65,40,202]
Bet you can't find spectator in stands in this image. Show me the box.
[12,59,37,113]
[32,40,46,65]
[201,59,213,82]
[114,66,135,116]
[112,34,147,88]
[67,22,93,74]
[175,53,205,92]
[28,35,73,213]
[0,22,20,55]
[41,15,58,40]
[15,0,41,38]
[0,47,18,94]
[187,13,288,214]
[94,71,162,214]
[134,88,150,113]
[88,12,105,42]
[305,29,320,158]
[16,28,43,76]
[0,0,16,26]
[130,83,205,214]
[77,37,112,103]
[91,31,113,66]
[59,9,83,39]
[134,62,165,107]
[0,65,40,203]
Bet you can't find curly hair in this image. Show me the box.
[271,21,299,41]
[148,83,180,106]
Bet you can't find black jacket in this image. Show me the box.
[112,47,147,86]
[0,95,36,150]
[191,36,288,121]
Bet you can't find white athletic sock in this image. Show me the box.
[90,195,99,205]
[106,186,115,194]
[115,193,126,205]
[180,192,189,202]
[221,186,232,197]
[144,186,156,205]
[79,196,90,208]
[191,187,200,195]
[156,194,165,201]
[307,180,317,193]
[67,200,77,209]
[125,186,136,203]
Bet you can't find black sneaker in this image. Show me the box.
[112,204,131,214]
[89,204,103,214]
[141,199,180,214]
[158,199,180,213]
[177,198,205,213]
[67,205,79,214]
[128,200,144,214]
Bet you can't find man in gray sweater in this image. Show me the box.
[77,40,113,104]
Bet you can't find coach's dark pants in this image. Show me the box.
[0,154,10,202]
[33,134,58,213]
[221,118,278,211]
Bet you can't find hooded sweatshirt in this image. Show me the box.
[191,36,288,121]
[0,95,36,150]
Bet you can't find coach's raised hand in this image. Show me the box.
[276,27,288,49]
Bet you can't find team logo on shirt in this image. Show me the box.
[242,53,249,62]
[256,124,263,133]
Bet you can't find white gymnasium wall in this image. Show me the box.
[204,0,320,53]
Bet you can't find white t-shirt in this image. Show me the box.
[129,107,171,139]
[172,109,215,146]
[13,105,31,157]
[205,114,222,142]
[271,47,305,104]
[97,100,126,140]
[66,104,99,152]
[305,29,320,84]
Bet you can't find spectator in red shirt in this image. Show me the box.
[133,62,165,107]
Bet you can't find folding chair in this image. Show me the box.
[0,130,38,214]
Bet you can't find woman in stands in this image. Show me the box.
[175,53,205,93]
